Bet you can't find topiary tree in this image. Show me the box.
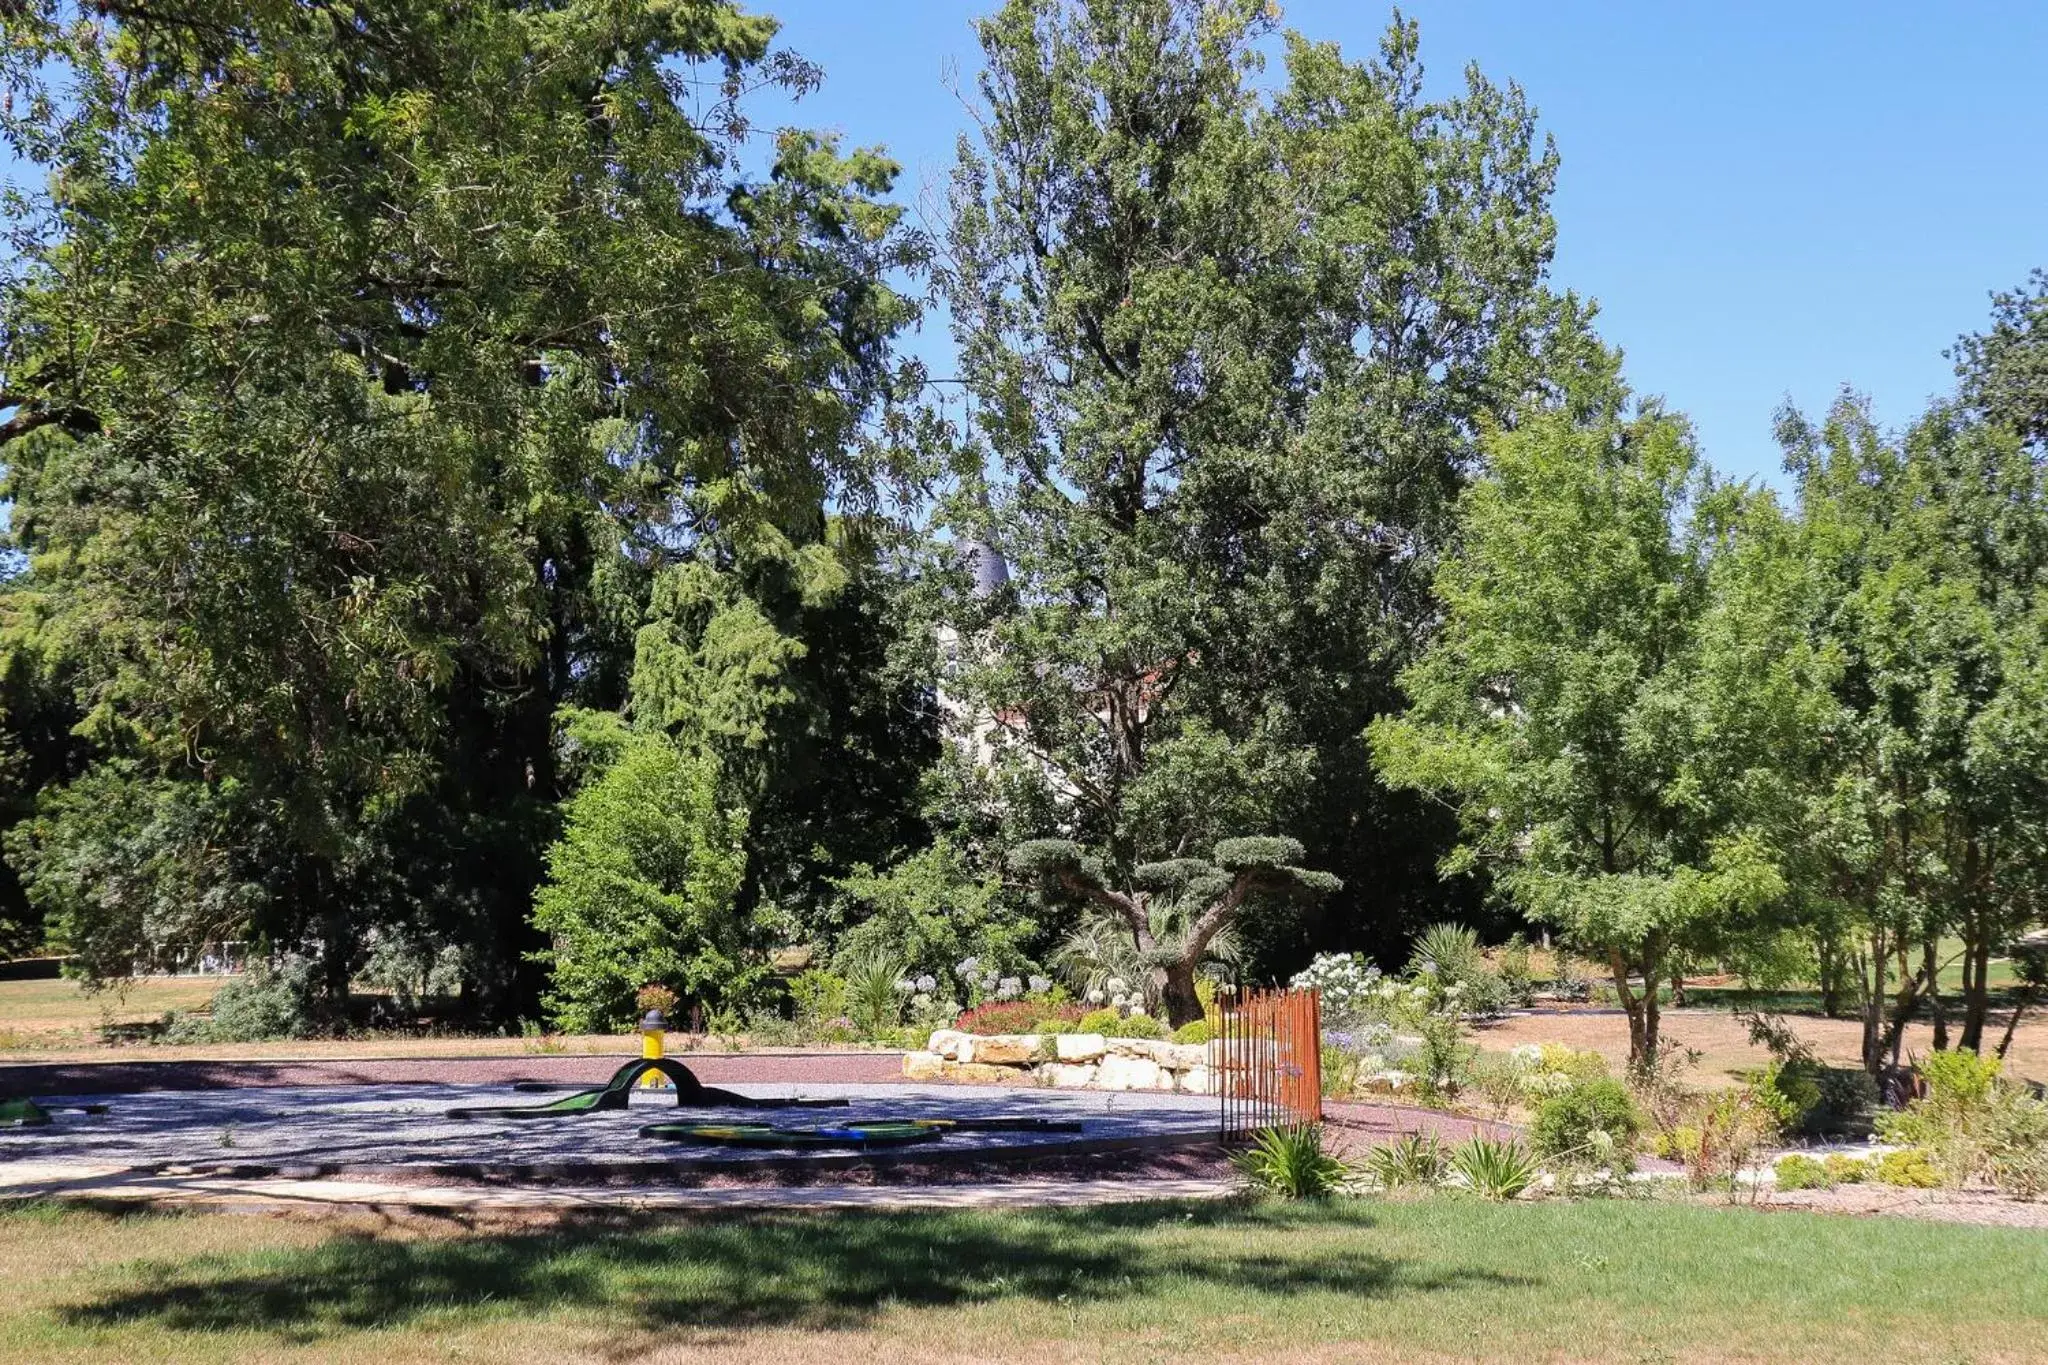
[1009,836,1339,1026]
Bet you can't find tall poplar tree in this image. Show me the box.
[933,0,1610,970]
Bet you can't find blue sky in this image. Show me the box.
[744,0,2048,486]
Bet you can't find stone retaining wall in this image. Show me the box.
[901,1030,1215,1094]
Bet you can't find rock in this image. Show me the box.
[902,1050,947,1081]
[969,1035,1042,1066]
[1096,1054,1165,1091]
[944,1062,1018,1085]
[926,1029,970,1061]
[1155,1042,1206,1071]
[1104,1036,1152,1059]
[1045,1062,1099,1088]
[1360,1068,1413,1094]
[1179,1065,1213,1095]
[1056,1032,1107,1063]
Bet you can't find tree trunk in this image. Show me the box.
[1157,958,1203,1030]
[1611,947,1660,1070]
[1925,937,1948,1052]
[1959,928,1992,1054]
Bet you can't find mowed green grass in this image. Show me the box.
[0,976,219,1046]
[2,1198,2044,1364]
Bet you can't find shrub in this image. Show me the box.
[1173,1019,1214,1045]
[1773,1153,1830,1191]
[1231,1124,1354,1200]
[1530,1078,1642,1170]
[1824,1153,1869,1185]
[1106,1011,1165,1040]
[1077,1007,1123,1034]
[1468,1051,1530,1118]
[1877,1049,2048,1193]
[956,999,1065,1035]
[782,973,840,1029]
[1363,1132,1448,1190]
[1875,1148,1942,1189]
[1449,1136,1539,1201]
[844,952,905,1039]
[164,958,322,1043]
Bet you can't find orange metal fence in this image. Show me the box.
[1215,986,1322,1137]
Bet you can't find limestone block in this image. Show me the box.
[1155,1042,1206,1071]
[1179,1065,1213,1095]
[969,1035,1042,1066]
[1096,1054,1165,1091]
[944,1062,1017,1085]
[1045,1062,1099,1088]
[926,1029,970,1061]
[1056,1032,1107,1063]
[902,1050,947,1081]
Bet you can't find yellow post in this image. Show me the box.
[638,1007,666,1088]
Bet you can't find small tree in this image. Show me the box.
[1009,836,1340,1026]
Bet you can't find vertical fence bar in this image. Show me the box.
[1217,985,1324,1140]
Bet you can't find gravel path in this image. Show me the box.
[0,1049,906,1099]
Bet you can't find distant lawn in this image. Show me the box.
[2,1198,2044,1363]
[0,976,220,1049]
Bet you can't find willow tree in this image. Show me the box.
[933,0,1614,971]
[0,0,923,1012]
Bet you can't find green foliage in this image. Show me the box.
[1370,411,1797,1065]
[938,0,1601,982]
[530,715,753,1033]
[786,972,846,1031]
[1824,1153,1870,1185]
[1449,1137,1540,1201]
[1363,1133,1449,1191]
[1230,1125,1355,1201]
[834,841,1028,987]
[0,0,927,1018]
[1529,1079,1643,1170]
[1020,836,1338,1026]
[163,959,322,1044]
[1772,1154,1831,1191]
[843,952,906,1040]
[1875,1149,1943,1189]
[1172,1019,1214,1045]
[1878,1051,2048,1194]
[1076,1008,1123,1035]
[1104,1012,1165,1040]
[1760,1058,1878,1139]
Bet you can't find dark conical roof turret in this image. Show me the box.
[958,537,1010,598]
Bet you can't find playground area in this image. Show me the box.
[0,1047,1232,1216]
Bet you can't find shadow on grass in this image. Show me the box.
[54,1200,1533,1342]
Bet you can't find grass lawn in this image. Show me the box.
[2,1198,2044,1364]
[0,976,222,1049]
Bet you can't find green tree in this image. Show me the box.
[1369,411,1789,1066]
[1010,834,1338,1025]
[1776,393,2048,1067]
[934,0,1609,974]
[0,0,923,1011]
[530,712,751,1032]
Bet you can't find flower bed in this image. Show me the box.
[901,1029,1215,1093]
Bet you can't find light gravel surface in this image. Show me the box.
[1,1081,1216,1178]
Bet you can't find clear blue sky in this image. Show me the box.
[745,0,2048,486]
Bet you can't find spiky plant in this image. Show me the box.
[1449,1136,1541,1201]
[1230,1124,1356,1200]
[1363,1132,1449,1190]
